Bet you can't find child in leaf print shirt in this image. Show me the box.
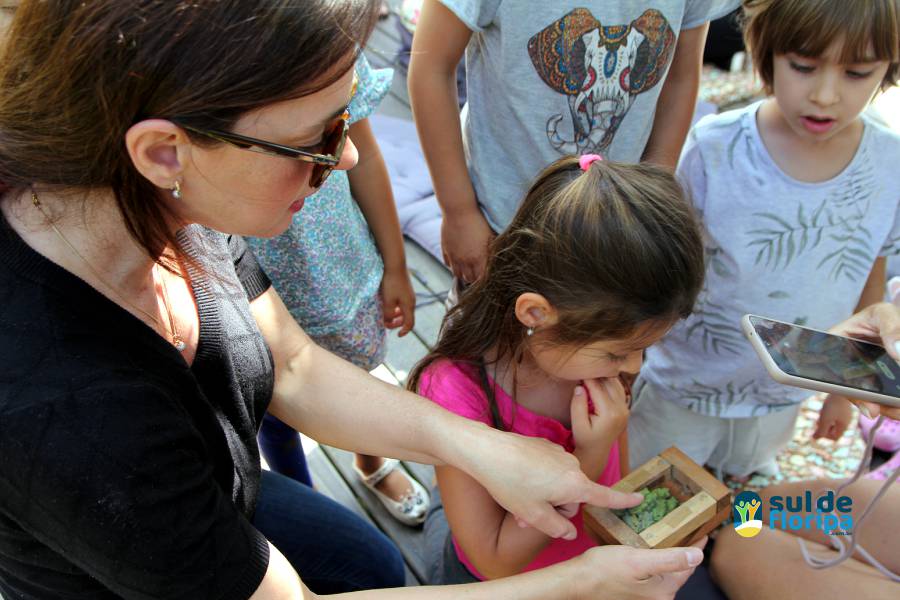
[629,0,900,478]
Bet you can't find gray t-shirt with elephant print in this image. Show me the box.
[641,101,900,418]
[440,0,739,232]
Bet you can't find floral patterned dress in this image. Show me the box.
[247,55,392,371]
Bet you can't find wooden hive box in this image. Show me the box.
[584,446,732,549]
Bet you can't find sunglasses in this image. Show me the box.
[176,75,358,189]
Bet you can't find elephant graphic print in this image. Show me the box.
[528,9,676,155]
[432,0,739,233]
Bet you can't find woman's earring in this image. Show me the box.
[171,180,182,200]
[526,327,534,336]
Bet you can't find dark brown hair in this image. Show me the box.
[743,0,900,92]
[0,0,379,263]
[408,157,705,429]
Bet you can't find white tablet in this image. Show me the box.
[742,314,900,408]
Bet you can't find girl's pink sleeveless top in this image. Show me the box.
[418,360,622,579]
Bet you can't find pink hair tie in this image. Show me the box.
[579,153,603,171]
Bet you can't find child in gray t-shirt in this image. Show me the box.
[409,0,738,284]
[630,0,900,478]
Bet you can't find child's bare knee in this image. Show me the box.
[709,529,741,584]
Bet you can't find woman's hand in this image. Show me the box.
[380,266,416,337]
[458,422,643,540]
[830,302,900,421]
[561,539,706,599]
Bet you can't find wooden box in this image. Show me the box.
[584,446,732,549]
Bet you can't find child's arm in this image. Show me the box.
[408,0,494,283]
[347,118,416,336]
[855,257,887,313]
[641,24,710,169]
[438,381,631,580]
[571,380,629,481]
[815,257,887,440]
[436,464,556,579]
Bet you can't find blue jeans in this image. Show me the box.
[258,413,313,487]
[423,485,479,584]
[253,470,405,593]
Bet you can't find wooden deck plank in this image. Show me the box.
[372,83,413,121]
[382,68,413,116]
[307,447,372,522]
[402,462,436,496]
[372,13,403,46]
[319,446,433,584]
[405,239,453,295]
[383,240,451,384]
[406,236,450,350]
[368,57,412,120]
[306,448,421,586]
[364,36,399,70]
[366,12,413,120]
[384,328,428,386]
[409,274,445,349]
[371,363,402,386]
[379,360,409,390]
[382,242,450,383]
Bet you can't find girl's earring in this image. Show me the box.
[526,327,534,337]
[171,180,182,200]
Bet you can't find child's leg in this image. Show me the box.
[352,453,430,526]
[712,477,900,599]
[759,478,900,569]
[858,412,900,452]
[258,413,313,487]
[712,526,898,600]
[319,296,430,524]
[711,404,800,478]
[627,378,726,468]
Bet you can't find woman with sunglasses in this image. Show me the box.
[0,2,703,599]
[243,53,429,527]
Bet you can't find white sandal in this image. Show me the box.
[354,458,430,526]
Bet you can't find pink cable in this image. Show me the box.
[797,415,900,582]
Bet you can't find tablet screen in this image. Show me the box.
[749,316,900,399]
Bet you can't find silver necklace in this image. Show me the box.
[31,190,187,352]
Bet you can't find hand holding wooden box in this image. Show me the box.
[584,446,732,549]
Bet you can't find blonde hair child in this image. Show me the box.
[630,0,900,481]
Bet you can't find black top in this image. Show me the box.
[0,215,274,599]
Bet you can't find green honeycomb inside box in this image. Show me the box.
[613,487,681,533]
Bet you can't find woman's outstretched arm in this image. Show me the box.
[250,538,705,599]
[250,287,641,540]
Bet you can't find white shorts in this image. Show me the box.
[627,378,801,478]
